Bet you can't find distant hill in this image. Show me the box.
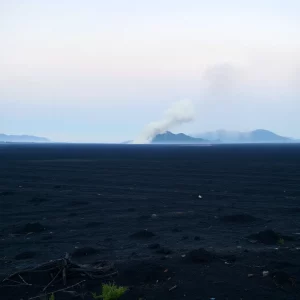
[152,131,208,144]
[195,129,292,143]
[0,134,50,143]
[121,140,133,144]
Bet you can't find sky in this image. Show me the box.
[0,0,300,142]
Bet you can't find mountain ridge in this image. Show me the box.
[194,129,292,143]
[0,134,50,143]
[151,131,209,144]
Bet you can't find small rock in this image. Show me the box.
[169,285,177,292]
[248,274,254,278]
[194,236,201,241]
[262,271,269,277]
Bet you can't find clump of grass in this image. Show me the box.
[92,283,127,300]
[278,238,285,245]
[49,294,55,300]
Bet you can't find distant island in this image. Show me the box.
[195,129,292,143]
[146,129,294,144]
[152,131,209,144]
[0,134,50,143]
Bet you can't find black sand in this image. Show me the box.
[1,143,300,299]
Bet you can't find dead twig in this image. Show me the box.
[18,274,32,286]
[29,280,86,300]
[42,268,62,292]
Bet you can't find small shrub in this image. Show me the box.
[92,283,127,300]
[49,294,55,300]
[278,238,285,245]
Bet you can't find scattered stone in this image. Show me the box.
[194,236,201,241]
[15,251,36,260]
[127,208,136,212]
[72,247,99,257]
[148,243,160,249]
[54,185,62,189]
[182,236,189,240]
[221,214,257,223]
[16,222,46,234]
[172,227,182,233]
[151,214,158,218]
[248,274,254,278]
[187,248,215,264]
[130,230,155,239]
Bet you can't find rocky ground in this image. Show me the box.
[1,143,300,299]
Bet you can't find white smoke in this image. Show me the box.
[133,99,195,144]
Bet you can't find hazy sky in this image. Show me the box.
[1,0,300,142]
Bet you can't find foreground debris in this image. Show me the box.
[0,253,117,299]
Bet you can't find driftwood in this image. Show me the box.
[0,253,117,298]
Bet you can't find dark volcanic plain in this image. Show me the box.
[1,143,300,300]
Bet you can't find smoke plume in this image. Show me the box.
[133,99,195,144]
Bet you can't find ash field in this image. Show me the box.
[1,143,300,300]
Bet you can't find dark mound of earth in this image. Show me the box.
[72,247,100,257]
[148,243,160,249]
[85,221,103,228]
[15,222,46,234]
[220,213,257,223]
[156,247,172,255]
[0,191,15,196]
[130,230,155,239]
[29,197,48,204]
[117,261,168,285]
[247,230,295,245]
[15,251,36,260]
[187,248,215,263]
